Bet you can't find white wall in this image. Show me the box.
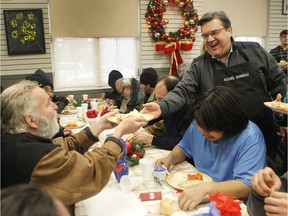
[1,0,287,78]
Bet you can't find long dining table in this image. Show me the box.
[73,132,248,216]
[59,112,248,216]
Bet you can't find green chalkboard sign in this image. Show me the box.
[3,9,46,55]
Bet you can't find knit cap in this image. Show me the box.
[108,70,123,89]
[25,69,53,89]
[140,68,158,88]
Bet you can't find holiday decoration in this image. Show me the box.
[126,140,145,166]
[145,0,198,76]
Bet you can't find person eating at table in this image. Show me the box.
[155,86,266,211]
[1,80,148,215]
[132,75,191,150]
[115,77,145,113]
[100,70,123,108]
[25,69,74,114]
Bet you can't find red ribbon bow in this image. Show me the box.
[155,40,193,76]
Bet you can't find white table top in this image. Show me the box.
[74,145,248,216]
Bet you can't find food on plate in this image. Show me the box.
[160,198,174,216]
[64,123,78,128]
[108,109,154,124]
[264,101,288,114]
[62,110,71,114]
[167,171,212,190]
[187,172,203,180]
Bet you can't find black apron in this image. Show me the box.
[212,47,278,160]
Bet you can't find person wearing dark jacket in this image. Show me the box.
[1,80,148,215]
[132,76,190,150]
[100,70,123,108]
[141,11,287,163]
[25,69,73,114]
[269,30,287,75]
[115,78,145,113]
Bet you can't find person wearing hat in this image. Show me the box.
[139,67,159,104]
[100,70,123,108]
[270,30,288,75]
[25,69,73,114]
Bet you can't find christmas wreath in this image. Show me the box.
[125,140,145,166]
[145,0,199,76]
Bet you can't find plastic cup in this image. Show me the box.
[82,94,88,100]
[76,107,83,117]
[90,101,98,110]
[81,103,88,114]
[68,94,74,100]
[120,175,143,192]
[153,166,167,189]
[139,158,155,181]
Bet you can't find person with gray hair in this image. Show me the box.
[141,10,287,166]
[1,80,148,215]
[115,77,145,113]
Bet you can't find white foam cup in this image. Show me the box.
[139,158,155,181]
[81,103,88,114]
[90,101,98,110]
[76,107,83,117]
[82,94,88,100]
[120,175,143,192]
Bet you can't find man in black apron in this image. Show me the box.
[141,11,287,166]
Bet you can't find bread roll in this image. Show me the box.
[160,198,174,216]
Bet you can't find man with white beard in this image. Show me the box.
[1,80,148,215]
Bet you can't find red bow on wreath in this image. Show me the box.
[155,40,193,76]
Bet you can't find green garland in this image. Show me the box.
[145,0,199,43]
[127,140,145,166]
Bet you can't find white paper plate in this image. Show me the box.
[83,189,147,216]
[264,102,288,114]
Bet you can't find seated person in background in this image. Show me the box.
[115,78,145,113]
[100,70,123,108]
[270,30,288,75]
[1,184,70,216]
[247,167,287,216]
[139,67,158,104]
[25,69,73,114]
[155,86,266,211]
[1,80,148,214]
[132,75,190,150]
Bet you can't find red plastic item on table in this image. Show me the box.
[86,110,98,118]
[100,106,109,116]
[209,193,242,216]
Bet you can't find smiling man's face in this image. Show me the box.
[201,18,232,63]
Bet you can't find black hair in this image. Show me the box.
[190,86,248,136]
[1,184,66,216]
[159,75,180,92]
[280,30,288,36]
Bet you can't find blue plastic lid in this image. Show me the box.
[154,165,166,172]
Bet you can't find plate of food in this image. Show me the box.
[108,110,154,124]
[61,121,86,129]
[61,105,77,115]
[264,101,288,114]
[166,171,213,190]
